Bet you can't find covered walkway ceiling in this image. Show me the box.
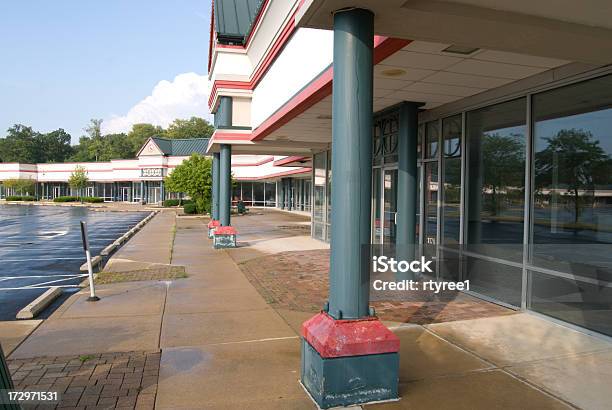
[297,0,612,65]
[258,39,570,149]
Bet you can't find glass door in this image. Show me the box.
[372,168,382,244]
[121,187,130,202]
[383,168,398,245]
[151,188,160,204]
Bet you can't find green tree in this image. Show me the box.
[37,129,73,162]
[0,125,39,163]
[70,119,108,162]
[164,154,212,213]
[165,117,214,139]
[128,123,165,154]
[481,133,525,215]
[3,178,35,196]
[535,128,610,223]
[69,166,89,202]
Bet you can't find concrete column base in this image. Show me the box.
[213,226,237,249]
[207,220,221,239]
[300,312,400,408]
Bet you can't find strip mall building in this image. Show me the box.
[0,137,311,207]
[205,0,612,406]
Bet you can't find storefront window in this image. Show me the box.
[425,121,439,159]
[466,98,526,259]
[465,98,526,306]
[313,151,327,241]
[253,182,264,205]
[442,115,462,245]
[530,74,612,335]
[265,182,276,207]
[326,152,332,242]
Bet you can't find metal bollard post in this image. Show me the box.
[80,221,100,302]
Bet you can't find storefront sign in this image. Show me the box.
[141,168,163,178]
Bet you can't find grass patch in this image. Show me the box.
[79,354,94,363]
[95,265,187,284]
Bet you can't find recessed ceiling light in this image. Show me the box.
[380,68,407,78]
[442,45,480,55]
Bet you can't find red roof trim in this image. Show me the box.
[208,2,301,110]
[273,156,307,167]
[231,157,274,167]
[243,0,271,49]
[208,0,215,72]
[249,37,410,142]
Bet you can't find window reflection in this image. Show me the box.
[531,75,612,336]
[442,115,462,245]
[466,98,526,262]
[313,152,327,241]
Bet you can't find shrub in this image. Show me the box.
[83,197,103,203]
[183,203,197,214]
[53,196,79,202]
[5,195,36,201]
[163,198,194,207]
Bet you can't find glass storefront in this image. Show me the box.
[232,181,277,207]
[309,72,612,337]
[529,75,612,336]
[313,151,328,241]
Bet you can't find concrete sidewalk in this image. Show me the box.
[5,209,612,409]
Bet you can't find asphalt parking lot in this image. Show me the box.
[0,205,148,320]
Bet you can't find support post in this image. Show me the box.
[214,143,237,248]
[300,8,399,409]
[212,152,220,220]
[396,102,421,262]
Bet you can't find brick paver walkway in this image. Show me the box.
[8,351,160,409]
[239,249,514,324]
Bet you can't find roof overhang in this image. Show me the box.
[207,129,329,155]
[296,0,612,65]
[273,156,313,167]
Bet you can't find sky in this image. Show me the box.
[0,0,213,144]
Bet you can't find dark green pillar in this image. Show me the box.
[328,8,374,320]
[212,152,220,220]
[396,102,421,260]
[219,144,231,226]
[301,9,399,409]
[217,96,232,128]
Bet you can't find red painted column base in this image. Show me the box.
[207,219,220,239]
[212,225,238,248]
[301,312,400,358]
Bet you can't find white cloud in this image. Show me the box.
[102,72,212,134]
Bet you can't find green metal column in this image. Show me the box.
[328,8,374,320]
[396,102,421,260]
[219,144,231,226]
[212,152,220,220]
[216,96,232,128]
